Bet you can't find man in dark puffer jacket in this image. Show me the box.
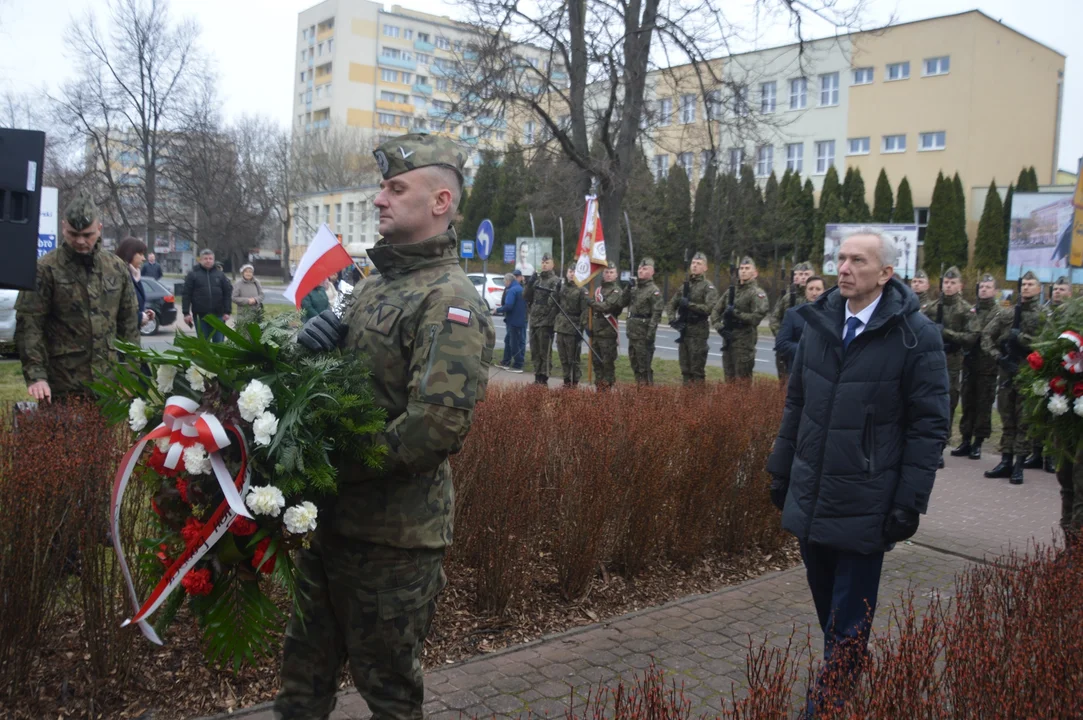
[767,229,949,715]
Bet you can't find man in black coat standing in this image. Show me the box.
[766,229,949,715]
[182,248,232,343]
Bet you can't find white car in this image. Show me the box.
[466,273,506,312]
[0,289,17,352]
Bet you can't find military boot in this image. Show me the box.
[1044,456,1057,473]
[539,374,549,386]
[1023,452,1044,470]
[1010,455,1025,485]
[968,439,983,460]
[563,378,572,387]
[534,374,545,385]
[950,437,972,457]
[985,454,1014,478]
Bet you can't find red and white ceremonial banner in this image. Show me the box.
[573,195,608,288]
[284,224,354,309]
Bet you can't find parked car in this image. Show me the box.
[0,289,17,355]
[140,277,178,335]
[466,273,505,312]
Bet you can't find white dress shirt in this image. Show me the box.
[843,291,883,340]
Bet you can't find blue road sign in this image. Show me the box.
[476,219,494,260]
[503,243,516,263]
[460,240,475,259]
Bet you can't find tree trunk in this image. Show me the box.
[598,181,627,270]
[281,219,292,281]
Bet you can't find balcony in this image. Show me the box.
[312,119,330,130]
[378,55,417,72]
[428,106,464,123]
[414,39,434,52]
[477,116,507,130]
[376,99,415,114]
[430,63,456,78]
[317,28,334,42]
[412,82,433,95]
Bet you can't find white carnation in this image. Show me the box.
[1074,397,1083,417]
[128,398,149,432]
[245,485,286,517]
[185,365,217,393]
[156,365,177,393]
[252,411,279,447]
[1048,394,1069,416]
[238,379,274,422]
[155,437,171,452]
[1032,380,1050,397]
[182,443,211,475]
[283,501,319,535]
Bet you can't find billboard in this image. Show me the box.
[1006,192,1077,282]
[822,224,918,279]
[37,186,58,257]
[513,236,553,277]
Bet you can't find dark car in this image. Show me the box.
[140,277,178,335]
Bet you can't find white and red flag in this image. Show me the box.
[572,195,608,287]
[283,224,354,308]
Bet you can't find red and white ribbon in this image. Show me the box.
[1059,331,1083,350]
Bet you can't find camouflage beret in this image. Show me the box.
[794,261,813,272]
[914,269,928,280]
[639,256,655,268]
[980,274,996,283]
[606,261,617,269]
[739,256,755,266]
[943,266,961,279]
[691,252,708,262]
[64,189,99,231]
[373,133,466,183]
[541,253,552,262]
[1055,276,1070,285]
[1022,270,1038,281]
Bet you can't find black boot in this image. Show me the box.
[1010,455,1025,485]
[985,454,1013,478]
[534,374,545,385]
[1045,456,1057,473]
[950,437,972,457]
[539,374,549,386]
[564,378,572,387]
[938,455,945,469]
[1023,453,1044,470]
[968,439,983,460]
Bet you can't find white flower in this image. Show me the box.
[252,411,279,447]
[246,485,286,517]
[185,365,217,393]
[182,443,212,475]
[128,398,149,432]
[1033,380,1050,397]
[1074,397,1083,417]
[238,379,274,422]
[1048,394,1069,416]
[283,501,318,534]
[156,365,177,393]
[155,437,171,452]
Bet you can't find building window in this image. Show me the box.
[404,29,413,40]
[335,203,342,228]
[706,90,722,121]
[760,81,776,113]
[815,140,835,174]
[733,85,749,117]
[919,131,946,151]
[923,56,950,76]
[347,202,355,243]
[381,69,397,82]
[915,207,929,243]
[847,137,871,155]
[789,77,807,110]
[414,117,428,130]
[328,38,334,53]
[383,25,400,37]
[417,54,431,66]
[378,112,397,125]
[785,143,803,172]
[317,42,324,56]
[728,147,744,174]
[699,150,715,177]
[435,36,450,50]
[455,40,463,53]
[886,62,910,81]
[680,94,696,124]
[678,152,694,177]
[299,71,306,82]
[819,72,839,106]
[882,134,906,153]
[523,121,535,144]
[658,98,672,126]
[401,72,412,84]
[436,78,448,91]
[418,32,430,42]
[755,146,773,177]
[654,154,669,181]
[852,67,873,85]
[323,205,331,225]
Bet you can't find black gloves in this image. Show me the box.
[769,475,788,511]
[723,305,737,321]
[883,506,920,543]
[297,310,346,352]
[678,297,690,310]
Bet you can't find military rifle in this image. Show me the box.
[532,284,604,363]
[963,277,981,367]
[670,247,692,343]
[718,252,737,350]
[998,273,1026,374]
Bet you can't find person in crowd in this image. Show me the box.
[115,237,155,328]
[301,281,331,321]
[232,263,265,328]
[773,276,826,373]
[142,251,163,280]
[495,270,526,372]
[181,248,232,343]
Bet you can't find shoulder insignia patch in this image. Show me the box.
[447,307,472,326]
[757,292,766,298]
[708,285,715,290]
[654,291,660,296]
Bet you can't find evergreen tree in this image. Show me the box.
[1016,166,1040,193]
[691,163,717,254]
[780,170,804,258]
[873,169,894,222]
[848,168,871,223]
[1027,166,1039,191]
[974,180,1005,270]
[461,150,502,240]
[711,171,738,265]
[761,171,783,259]
[949,172,968,268]
[893,176,914,223]
[492,144,528,244]
[800,178,816,262]
[734,164,763,259]
[814,165,842,251]
[840,166,855,220]
[923,172,953,270]
[1002,182,1015,251]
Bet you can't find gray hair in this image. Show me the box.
[848,227,897,268]
[504,273,515,284]
[199,248,215,257]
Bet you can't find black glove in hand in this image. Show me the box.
[723,305,736,321]
[769,475,788,511]
[678,297,690,310]
[883,506,920,543]
[297,310,346,352]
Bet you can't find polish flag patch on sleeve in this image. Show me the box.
[447,307,472,326]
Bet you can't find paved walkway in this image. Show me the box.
[209,450,1063,720]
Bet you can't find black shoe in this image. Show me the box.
[539,375,549,385]
[985,454,1013,478]
[968,439,983,460]
[564,379,572,387]
[1023,453,1043,470]
[1011,456,1025,485]
[950,438,972,457]
[938,455,945,469]
[1045,456,1057,473]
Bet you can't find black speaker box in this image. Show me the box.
[0,128,46,291]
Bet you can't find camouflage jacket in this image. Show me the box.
[915,291,931,314]
[336,230,495,548]
[769,288,808,335]
[981,296,1042,360]
[523,269,560,327]
[966,297,1001,375]
[554,279,589,336]
[665,275,718,339]
[922,292,973,355]
[711,281,770,331]
[622,279,663,341]
[590,281,625,340]
[15,241,140,396]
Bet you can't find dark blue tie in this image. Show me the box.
[843,316,862,350]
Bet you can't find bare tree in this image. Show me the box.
[292,123,380,194]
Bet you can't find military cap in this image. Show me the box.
[639,256,655,268]
[943,266,961,279]
[1022,270,1038,281]
[1055,275,1070,285]
[794,261,813,272]
[739,256,755,266]
[980,274,996,283]
[606,261,617,269]
[63,189,99,231]
[372,133,466,183]
[541,253,552,262]
[914,269,928,280]
[691,252,708,262]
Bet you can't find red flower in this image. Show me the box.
[176,478,190,504]
[1073,382,1083,398]
[156,543,172,568]
[1028,352,1044,371]
[181,568,213,596]
[251,537,277,574]
[180,517,204,548]
[1050,376,1068,395]
[230,516,258,536]
[151,499,162,517]
[147,446,178,478]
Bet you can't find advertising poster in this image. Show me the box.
[822,224,918,279]
[1006,192,1078,282]
[513,237,553,277]
[37,186,58,257]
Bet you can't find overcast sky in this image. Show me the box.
[1,0,1079,172]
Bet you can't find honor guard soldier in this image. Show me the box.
[589,262,625,389]
[712,256,770,381]
[666,252,718,383]
[770,261,814,382]
[523,253,560,385]
[952,274,1000,460]
[910,270,931,311]
[923,266,972,454]
[623,257,664,384]
[554,266,590,387]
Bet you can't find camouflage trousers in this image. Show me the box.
[628,335,656,384]
[592,335,618,387]
[722,329,757,382]
[678,331,709,383]
[529,325,555,377]
[556,332,582,383]
[958,367,998,440]
[274,534,446,720]
[1056,456,1083,536]
[996,371,1029,456]
[775,351,788,386]
[946,352,963,430]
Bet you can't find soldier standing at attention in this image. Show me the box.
[623,257,664,384]
[523,254,560,385]
[15,190,140,402]
[283,133,495,720]
[713,256,770,381]
[554,266,589,387]
[667,252,718,384]
[982,270,1042,486]
[769,261,813,381]
[1028,277,1075,472]
[589,262,625,389]
[952,275,1000,460]
[922,266,972,466]
[910,270,931,311]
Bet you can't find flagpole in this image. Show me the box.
[587,280,594,385]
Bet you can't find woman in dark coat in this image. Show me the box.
[774,276,826,372]
[115,237,153,328]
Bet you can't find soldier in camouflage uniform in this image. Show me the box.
[589,262,625,389]
[769,261,814,381]
[622,257,664,384]
[280,133,495,720]
[1029,277,1075,472]
[910,270,931,311]
[667,252,718,384]
[981,270,1042,486]
[922,266,972,439]
[952,274,1000,460]
[523,254,560,385]
[554,266,589,386]
[15,190,140,401]
[712,256,770,381]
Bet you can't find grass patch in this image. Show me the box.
[0,361,27,404]
[518,350,732,385]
